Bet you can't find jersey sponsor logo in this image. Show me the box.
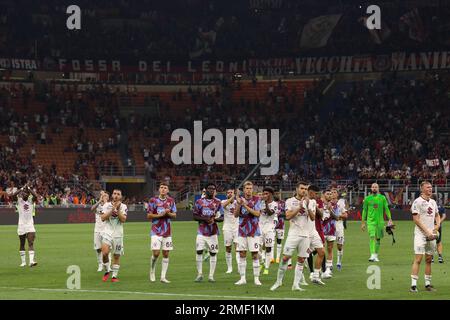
[427,207,433,215]
[373,204,378,209]
[23,204,29,211]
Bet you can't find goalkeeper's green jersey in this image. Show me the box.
[362,193,391,225]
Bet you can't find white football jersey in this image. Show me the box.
[17,197,34,227]
[102,202,128,238]
[285,197,316,237]
[336,198,347,227]
[222,199,238,232]
[411,196,438,237]
[94,203,107,233]
[259,200,279,227]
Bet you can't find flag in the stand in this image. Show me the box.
[358,17,391,44]
[400,8,427,42]
[443,159,450,174]
[300,14,342,49]
[426,159,440,167]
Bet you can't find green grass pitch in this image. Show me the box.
[0,221,448,300]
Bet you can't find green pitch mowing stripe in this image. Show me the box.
[0,221,448,300]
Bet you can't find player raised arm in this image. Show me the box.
[27,185,39,203]
[91,191,105,212]
[117,203,127,223]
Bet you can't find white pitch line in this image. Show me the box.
[0,286,325,300]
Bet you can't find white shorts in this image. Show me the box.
[261,229,275,248]
[151,235,173,251]
[309,231,324,251]
[325,235,336,242]
[237,236,261,252]
[414,233,436,255]
[94,232,103,250]
[196,234,219,253]
[336,224,345,245]
[283,233,311,258]
[102,234,124,256]
[18,224,36,236]
[276,228,285,240]
[223,229,238,247]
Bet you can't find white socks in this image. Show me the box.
[111,264,120,278]
[411,275,418,287]
[225,252,232,271]
[161,258,169,279]
[294,263,304,286]
[209,255,217,278]
[313,268,321,280]
[325,260,333,272]
[337,250,343,265]
[196,254,203,275]
[20,251,26,264]
[150,256,158,273]
[29,251,35,264]
[276,244,282,260]
[238,256,247,280]
[96,251,102,265]
[425,275,432,286]
[252,258,260,279]
[265,252,271,269]
[276,259,288,283]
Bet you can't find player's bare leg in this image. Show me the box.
[225,245,233,273]
[410,254,422,292]
[251,251,261,285]
[19,234,27,267]
[323,240,334,278]
[101,243,111,281]
[160,250,170,283]
[111,254,121,282]
[271,255,290,291]
[27,232,37,267]
[195,249,204,282]
[437,241,444,263]
[312,248,326,285]
[235,251,247,285]
[150,249,160,282]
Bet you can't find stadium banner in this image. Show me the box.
[2,51,450,76]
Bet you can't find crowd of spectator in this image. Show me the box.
[1,71,449,201]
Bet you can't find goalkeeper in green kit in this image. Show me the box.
[361,183,394,262]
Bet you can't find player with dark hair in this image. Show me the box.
[273,194,286,264]
[259,186,279,275]
[10,184,39,267]
[100,189,128,282]
[193,183,223,282]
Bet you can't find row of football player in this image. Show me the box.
[92,181,348,289]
